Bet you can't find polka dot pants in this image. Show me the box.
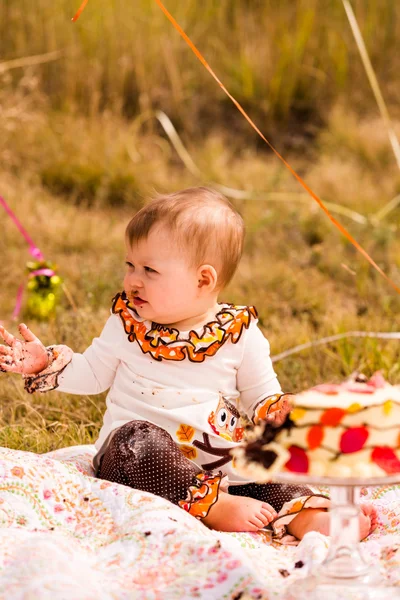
[97,420,313,513]
[228,481,312,513]
[97,420,201,505]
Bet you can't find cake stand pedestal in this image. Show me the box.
[273,472,400,600]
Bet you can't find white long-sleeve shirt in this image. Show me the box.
[50,292,282,484]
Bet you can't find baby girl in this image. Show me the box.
[0,187,377,540]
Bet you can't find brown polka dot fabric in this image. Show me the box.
[97,420,201,505]
[228,482,313,513]
[97,420,313,513]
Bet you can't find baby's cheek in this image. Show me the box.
[123,276,130,292]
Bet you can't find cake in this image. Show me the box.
[234,372,400,480]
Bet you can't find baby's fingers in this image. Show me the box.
[0,357,17,373]
[0,345,12,357]
[0,342,14,372]
[0,325,17,347]
[18,323,40,344]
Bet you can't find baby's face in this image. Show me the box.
[124,225,203,326]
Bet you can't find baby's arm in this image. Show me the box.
[0,316,121,395]
[237,321,292,427]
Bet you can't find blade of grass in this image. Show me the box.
[272,330,400,363]
[343,0,400,171]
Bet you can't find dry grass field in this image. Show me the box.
[1,0,400,453]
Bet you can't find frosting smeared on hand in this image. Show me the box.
[0,323,49,375]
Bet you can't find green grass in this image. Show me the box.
[1,101,400,452]
[1,0,400,453]
[1,0,400,137]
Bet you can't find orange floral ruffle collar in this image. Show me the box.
[112,291,257,362]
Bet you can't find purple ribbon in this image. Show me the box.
[12,285,25,321]
[0,196,45,261]
[30,268,55,278]
[1,195,47,320]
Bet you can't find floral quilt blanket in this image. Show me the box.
[0,445,399,599]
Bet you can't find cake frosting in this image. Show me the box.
[234,372,400,480]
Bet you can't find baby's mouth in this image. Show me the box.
[133,296,147,306]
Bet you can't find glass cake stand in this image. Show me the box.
[273,472,400,600]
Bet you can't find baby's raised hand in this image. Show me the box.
[265,394,293,428]
[0,324,49,375]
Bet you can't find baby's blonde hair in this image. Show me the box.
[126,187,245,290]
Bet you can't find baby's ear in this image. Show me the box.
[197,264,218,291]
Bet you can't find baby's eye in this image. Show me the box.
[144,266,157,273]
[125,261,134,269]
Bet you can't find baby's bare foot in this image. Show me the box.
[202,491,277,532]
[287,503,378,541]
[359,503,378,539]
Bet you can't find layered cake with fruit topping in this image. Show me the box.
[235,373,400,479]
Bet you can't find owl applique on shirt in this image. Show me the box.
[208,395,244,442]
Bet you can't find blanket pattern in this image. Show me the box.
[0,445,399,599]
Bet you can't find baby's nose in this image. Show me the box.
[125,271,143,289]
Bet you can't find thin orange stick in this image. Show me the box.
[153,0,400,295]
[72,0,89,22]
[73,0,400,295]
